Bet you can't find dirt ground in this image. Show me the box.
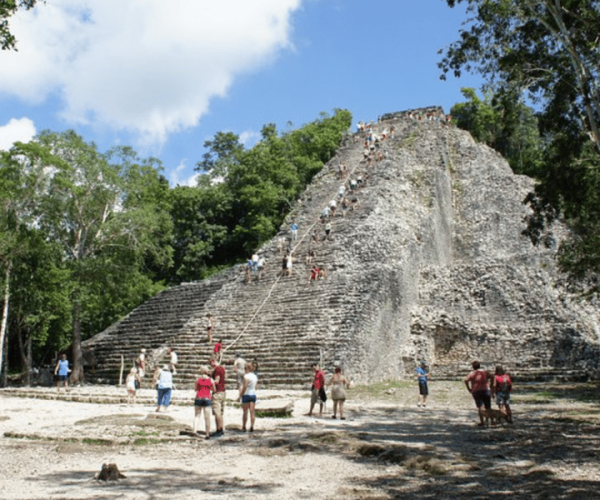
[1,379,600,500]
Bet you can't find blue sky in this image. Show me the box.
[0,0,482,186]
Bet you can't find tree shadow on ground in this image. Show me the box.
[31,467,281,500]
[218,402,600,499]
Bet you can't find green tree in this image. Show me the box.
[9,233,71,385]
[168,185,231,283]
[0,140,66,385]
[37,131,173,383]
[441,0,600,281]
[440,1,600,151]
[451,87,542,176]
[1,0,41,50]
[168,109,352,279]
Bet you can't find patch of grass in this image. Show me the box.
[255,409,291,418]
[81,438,114,446]
[518,381,600,404]
[351,380,412,399]
[408,170,432,191]
[75,414,145,426]
[4,432,45,441]
[132,437,162,445]
[4,432,113,446]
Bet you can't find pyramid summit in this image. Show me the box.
[82,107,600,387]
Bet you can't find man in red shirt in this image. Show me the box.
[210,355,226,436]
[464,360,493,426]
[308,363,326,417]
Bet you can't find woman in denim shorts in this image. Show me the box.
[193,365,215,439]
[239,362,258,432]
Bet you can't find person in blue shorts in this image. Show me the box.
[416,360,430,407]
[239,361,258,432]
[54,353,70,392]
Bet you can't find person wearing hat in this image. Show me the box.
[416,360,430,408]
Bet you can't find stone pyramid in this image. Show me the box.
[82,107,600,388]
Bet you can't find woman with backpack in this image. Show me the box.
[493,365,513,423]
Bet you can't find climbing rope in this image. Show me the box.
[224,124,392,354]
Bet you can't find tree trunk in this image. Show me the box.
[0,262,12,388]
[17,323,32,386]
[71,300,84,384]
[27,334,32,385]
[1,328,7,388]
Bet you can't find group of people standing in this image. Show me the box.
[464,360,513,425]
[192,353,258,438]
[416,359,513,425]
[308,364,351,419]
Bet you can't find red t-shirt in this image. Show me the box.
[467,369,490,392]
[195,376,212,399]
[313,370,325,390]
[213,343,222,354]
[212,365,226,392]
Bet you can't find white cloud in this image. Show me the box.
[0,117,36,150]
[169,159,199,187]
[1,0,302,143]
[239,130,261,148]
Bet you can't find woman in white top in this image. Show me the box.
[239,361,258,432]
[125,367,138,404]
[156,365,173,412]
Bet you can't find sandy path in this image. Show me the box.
[2,381,600,499]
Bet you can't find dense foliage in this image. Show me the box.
[441,0,600,285]
[171,108,352,282]
[450,87,543,177]
[0,109,351,382]
[0,0,40,50]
